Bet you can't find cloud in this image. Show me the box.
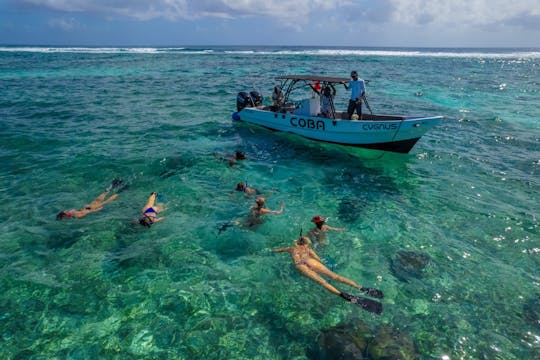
[21,0,342,20]
[48,17,80,30]
[390,0,540,28]
[339,0,394,23]
[19,0,540,30]
[506,12,540,30]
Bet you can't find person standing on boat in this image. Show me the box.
[345,70,366,120]
[271,85,284,110]
[320,84,336,118]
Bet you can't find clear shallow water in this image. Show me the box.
[0,46,539,359]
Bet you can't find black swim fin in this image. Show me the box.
[360,287,384,299]
[340,292,383,314]
[106,178,124,192]
[217,221,234,235]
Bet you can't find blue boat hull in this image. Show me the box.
[233,107,442,154]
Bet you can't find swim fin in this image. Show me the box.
[217,221,234,235]
[360,287,384,299]
[106,178,124,192]
[340,292,383,314]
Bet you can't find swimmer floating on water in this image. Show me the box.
[247,197,284,228]
[218,196,285,234]
[308,215,345,247]
[272,235,383,314]
[234,181,262,197]
[213,150,247,167]
[56,179,123,220]
[138,192,165,227]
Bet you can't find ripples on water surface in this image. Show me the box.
[0,46,538,359]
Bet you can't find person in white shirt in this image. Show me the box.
[345,70,366,120]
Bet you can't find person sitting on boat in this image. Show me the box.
[138,192,165,227]
[247,197,284,228]
[308,215,345,246]
[271,236,383,312]
[320,84,336,118]
[56,179,122,220]
[345,70,366,120]
[271,85,284,110]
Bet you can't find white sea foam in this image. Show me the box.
[266,49,540,59]
[0,46,183,54]
[0,46,538,58]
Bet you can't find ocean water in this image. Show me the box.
[0,46,538,359]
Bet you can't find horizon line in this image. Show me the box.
[1,44,539,50]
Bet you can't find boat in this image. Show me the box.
[232,75,443,153]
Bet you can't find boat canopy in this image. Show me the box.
[275,75,349,84]
[273,75,350,106]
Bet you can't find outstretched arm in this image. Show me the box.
[261,202,285,215]
[326,225,345,231]
[271,247,291,253]
[274,202,285,215]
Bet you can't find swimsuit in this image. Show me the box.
[141,207,158,226]
[295,258,309,266]
[293,248,311,266]
[144,207,157,214]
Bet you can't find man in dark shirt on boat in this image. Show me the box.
[320,85,336,118]
[345,70,366,120]
[271,85,284,110]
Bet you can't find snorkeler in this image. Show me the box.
[272,236,383,314]
[56,179,123,220]
[213,150,247,167]
[247,197,284,227]
[217,197,284,235]
[138,192,165,227]
[235,181,262,197]
[308,215,345,246]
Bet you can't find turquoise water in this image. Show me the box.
[0,46,539,359]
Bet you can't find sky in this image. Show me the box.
[1,0,539,47]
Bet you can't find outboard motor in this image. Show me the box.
[249,91,263,107]
[236,91,253,112]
